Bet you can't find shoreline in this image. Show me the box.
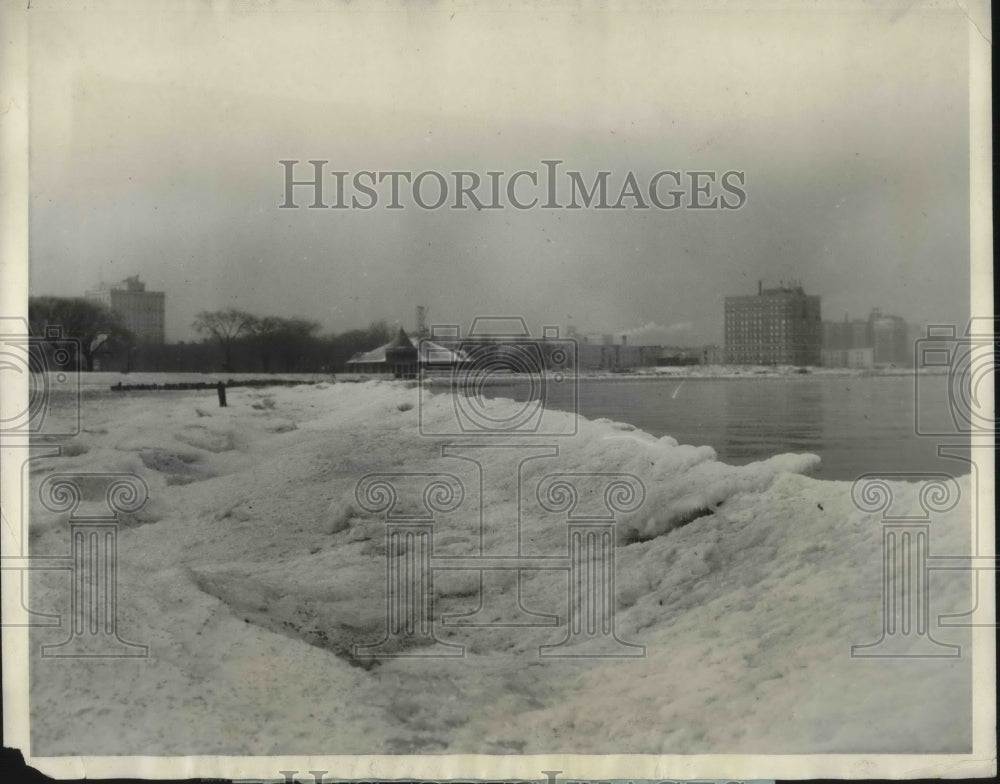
[421,365,936,384]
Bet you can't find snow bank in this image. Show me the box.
[26,380,972,756]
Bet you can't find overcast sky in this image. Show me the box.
[27,0,973,344]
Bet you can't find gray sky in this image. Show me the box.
[27,0,972,344]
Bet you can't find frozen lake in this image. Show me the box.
[481,374,970,481]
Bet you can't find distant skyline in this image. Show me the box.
[27,2,972,345]
[42,268,943,349]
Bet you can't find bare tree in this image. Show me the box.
[28,296,134,371]
[271,317,321,372]
[249,316,320,372]
[366,320,393,346]
[192,308,256,372]
[247,316,282,373]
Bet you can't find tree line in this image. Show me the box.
[27,297,394,373]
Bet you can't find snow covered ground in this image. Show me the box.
[26,380,973,756]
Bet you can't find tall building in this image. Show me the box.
[86,275,166,344]
[869,308,911,367]
[822,316,871,351]
[724,281,821,366]
[822,319,849,351]
[820,308,910,368]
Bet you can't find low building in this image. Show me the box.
[701,344,725,365]
[657,348,700,367]
[346,328,468,377]
[577,342,662,371]
[345,328,418,377]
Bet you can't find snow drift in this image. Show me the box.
[27,380,972,755]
